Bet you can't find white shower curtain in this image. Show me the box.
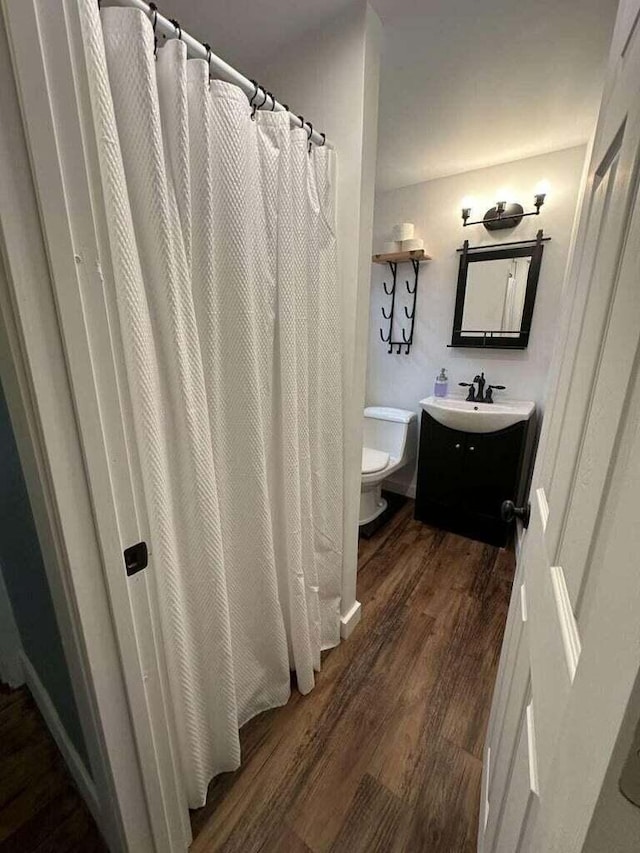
[78,2,343,807]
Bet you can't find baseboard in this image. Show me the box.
[21,652,100,826]
[384,479,416,500]
[340,601,362,639]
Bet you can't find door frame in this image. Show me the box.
[0,1,189,850]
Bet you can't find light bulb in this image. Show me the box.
[495,187,514,205]
[534,179,550,197]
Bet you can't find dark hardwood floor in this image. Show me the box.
[0,683,106,852]
[190,501,515,852]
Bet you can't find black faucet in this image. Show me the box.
[458,373,506,403]
[458,381,476,401]
[473,372,486,402]
[484,384,506,403]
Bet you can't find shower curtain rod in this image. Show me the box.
[103,0,332,148]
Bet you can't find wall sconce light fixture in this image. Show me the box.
[461,184,548,231]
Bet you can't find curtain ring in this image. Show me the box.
[254,86,268,118]
[266,91,276,111]
[203,42,212,85]
[306,121,313,140]
[250,81,264,120]
[297,115,305,134]
[170,18,182,40]
[148,2,159,57]
[249,80,259,119]
[320,132,326,146]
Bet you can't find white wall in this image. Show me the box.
[0,556,22,687]
[259,3,382,631]
[367,145,587,494]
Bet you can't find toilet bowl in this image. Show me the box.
[360,406,417,525]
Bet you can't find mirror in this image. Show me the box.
[450,238,545,349]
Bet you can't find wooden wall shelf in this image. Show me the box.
[372,249,432,264]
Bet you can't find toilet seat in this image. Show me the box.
[362,446,390,475]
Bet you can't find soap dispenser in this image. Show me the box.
[434,368,448,398]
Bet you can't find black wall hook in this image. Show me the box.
[379,261,398,353]
[378,257,421,355]
[401,259,420,352]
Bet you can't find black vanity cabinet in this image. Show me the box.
[415,412,529,545]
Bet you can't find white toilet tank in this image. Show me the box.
[363,406,416,462]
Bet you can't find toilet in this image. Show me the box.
[360,406,417,525]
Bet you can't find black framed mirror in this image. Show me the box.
[450,231,547,349]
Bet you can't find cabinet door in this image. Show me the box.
[462,422,525,519]
[416,413,465,508]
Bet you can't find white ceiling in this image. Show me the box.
[372,0,618,190]
[169,0,355,76]
[170,0,618,191]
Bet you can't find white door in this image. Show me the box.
[481,1,640,850]
[2,2,190,850]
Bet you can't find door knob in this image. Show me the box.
[501,500,531,528]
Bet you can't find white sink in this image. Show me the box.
[420,395,535,434]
